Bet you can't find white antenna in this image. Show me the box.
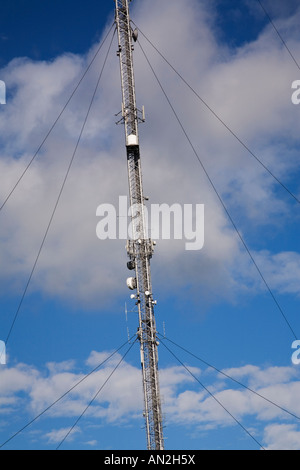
[115,0,164,451]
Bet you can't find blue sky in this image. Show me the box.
[0,0,300,450]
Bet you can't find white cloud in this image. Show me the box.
[0,0,299,452]
[1,352,300,449]
[0,365,34,394]
[85,439,98,447]
[263,423,300,450]
[254,251,300,296]
[160,361,300,444]
[44,426,81,445]
[0,0,299,309]
[222,364,298,388]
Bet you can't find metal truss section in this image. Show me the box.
[115,0,138,144]
[115,0,164,451]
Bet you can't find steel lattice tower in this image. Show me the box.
[115,0,164,451]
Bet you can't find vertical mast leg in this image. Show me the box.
[115,0,164,450]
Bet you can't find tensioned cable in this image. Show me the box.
[256,0,300,71]
[137,39,298,341]
[0,22,115,213]
[158,333,300,423]
[0,335,136,449]
[1,28,117,360]
[56,337,138,450]
[159,337,265,450]
[132,23,300,206]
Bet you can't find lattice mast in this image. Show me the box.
[114,0,164,451]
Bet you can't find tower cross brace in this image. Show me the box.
[114,0,164,451]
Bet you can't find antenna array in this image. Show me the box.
[115,0,164,451]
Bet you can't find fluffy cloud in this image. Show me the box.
[44,426,81,445]
[263,423,300,450]
[1,352,300,449]
[0,0,299,310]
[162,363,300,428]
[1,0,299,451]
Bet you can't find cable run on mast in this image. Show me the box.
[115,0,164,451]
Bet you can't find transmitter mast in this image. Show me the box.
[115,0,164,451]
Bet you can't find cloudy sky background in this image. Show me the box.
[0,0,300,449]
